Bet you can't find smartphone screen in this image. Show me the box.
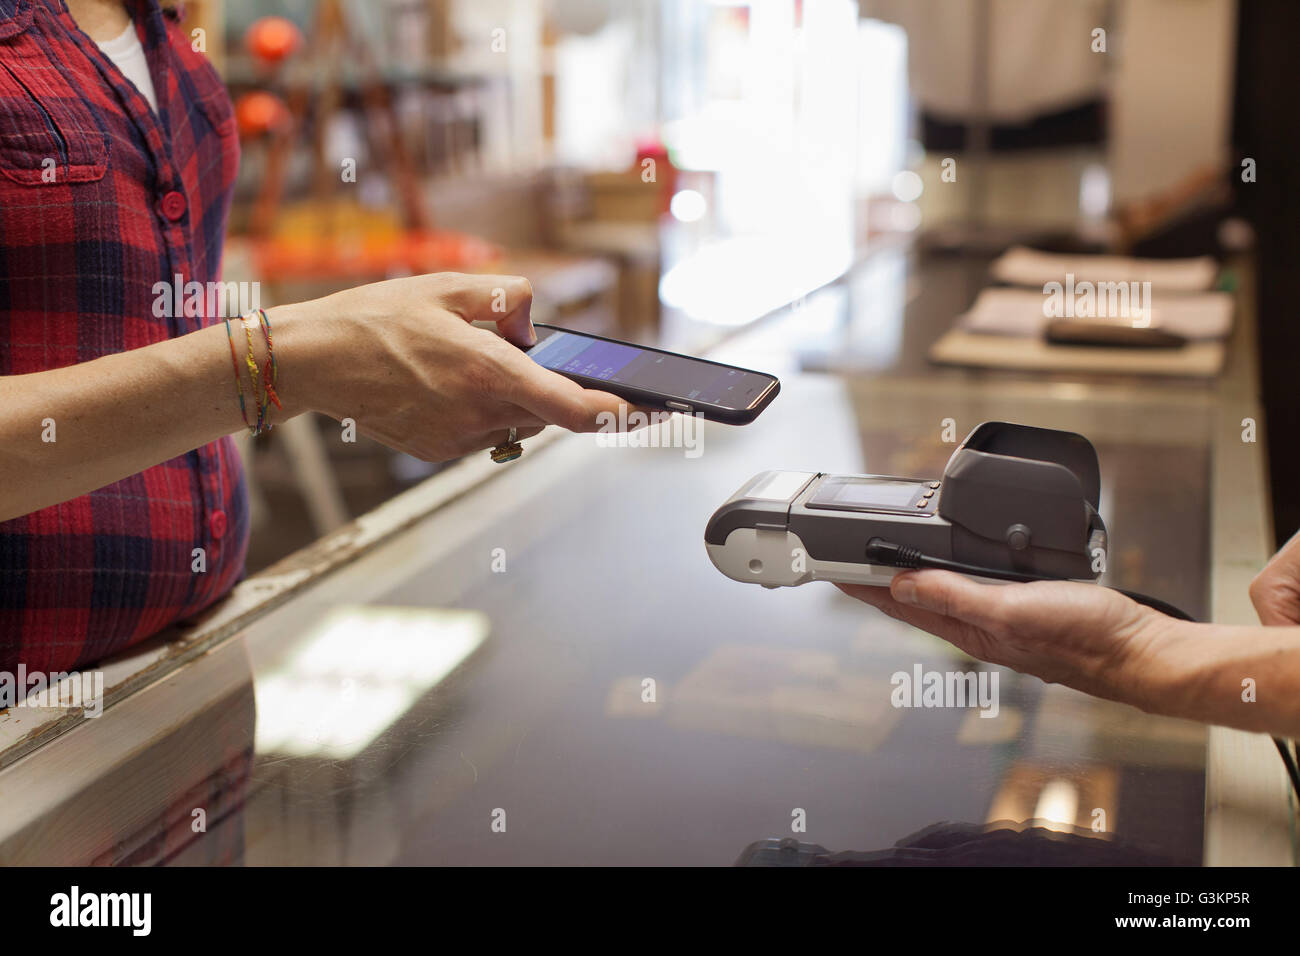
[525,324,779,423]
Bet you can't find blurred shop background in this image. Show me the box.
[174,0,1296,573]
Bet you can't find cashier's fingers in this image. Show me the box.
[886,570,1015,634]
[836,581,991,651]
[845,571,1028,637]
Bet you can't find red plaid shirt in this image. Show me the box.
[0,0,247,673]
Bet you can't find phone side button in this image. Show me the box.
[665,401,694,413]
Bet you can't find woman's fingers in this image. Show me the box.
[479,405,547,431]
[448,293,684,434]
[491,344,629,432]
[437,273,536,347]
[493,343,672,433]
[324,271,680,463]
[485,425,545,447]
[447,425,545,460]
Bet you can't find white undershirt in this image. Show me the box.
[95,22,158,113]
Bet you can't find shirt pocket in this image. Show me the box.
[0,58,108,185]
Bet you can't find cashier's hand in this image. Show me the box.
[838,572,1174,706]
[275,273,631,461]
[1249,531,1300,626]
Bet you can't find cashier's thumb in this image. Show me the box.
[891,570,1000,629]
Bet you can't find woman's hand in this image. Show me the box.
[838,572,1176,708]
[1249,531,1300,626]
[0,271,644,521]
[273,272,633,462]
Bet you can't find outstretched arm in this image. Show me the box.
[0,273,626,522]
[840,570,1300,738]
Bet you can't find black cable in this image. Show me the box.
[865,536,1300,802]
[1274,738,1300,798]
[863,538,1193,619]
[1294,741,1300,799]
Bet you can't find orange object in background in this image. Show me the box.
[252,202,502,281]
[244,16,303,65]
[238,3,503,282]
[256,232,502,279]
[235,91,291,137]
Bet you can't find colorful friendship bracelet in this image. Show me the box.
[223,317,251,431]
[255,309,282,413]
[241,316,266,434]
[224,309,283,437]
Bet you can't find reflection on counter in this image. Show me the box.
[253,606,487,760]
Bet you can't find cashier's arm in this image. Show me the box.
[0,273,629,523]
[841,529,1300,738]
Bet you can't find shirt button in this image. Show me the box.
[160,190,187,221]
[209,509,227,539]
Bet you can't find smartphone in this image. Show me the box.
[524,323,780,424]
